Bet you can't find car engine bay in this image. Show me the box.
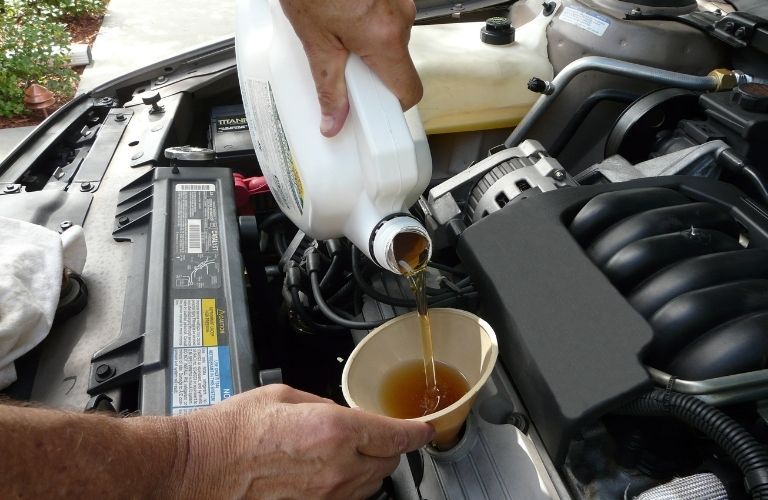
[4,0,768,498]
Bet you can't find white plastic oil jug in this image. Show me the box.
[235,0,432,274]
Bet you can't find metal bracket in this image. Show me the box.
[71,108,133,192]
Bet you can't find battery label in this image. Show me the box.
[170,298,233,414]
[216,115,249,133]
[173,183,222,289]
[170,184,234,416]
[171,346,233,408]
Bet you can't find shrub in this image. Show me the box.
[0,2,80,118]
[45,0,107,18]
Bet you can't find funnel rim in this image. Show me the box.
[341,308,499,422]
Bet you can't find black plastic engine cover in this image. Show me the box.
[456,176,768,464]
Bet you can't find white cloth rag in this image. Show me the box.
[0,216,87,389]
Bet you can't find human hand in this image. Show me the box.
[279,0,422,137]
[176,384,434,499]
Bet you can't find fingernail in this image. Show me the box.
[320,114,335,136]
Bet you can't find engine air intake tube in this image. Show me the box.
[619,389,768,499]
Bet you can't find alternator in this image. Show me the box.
[427,140,574,228]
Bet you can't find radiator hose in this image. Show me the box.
[620,389,768,499]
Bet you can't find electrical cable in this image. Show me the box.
[716,148,768,206]
[319,254,342,292]
[427,261,467,275]
[741,165,768,205]
[327,276,356,306]
[310,271,387,329]
[289,286,347,332]
[351,247,474,307]
[285,263,347,332]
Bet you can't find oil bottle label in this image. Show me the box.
[243,78,304,216]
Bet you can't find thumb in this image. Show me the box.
[347,410,435,458]
[303,41,350,137]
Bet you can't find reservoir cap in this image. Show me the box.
[732,83,768,113]
[481,17,515,45]
[164,146,216,161]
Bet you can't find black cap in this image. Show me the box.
[481,17,515,45]
[732,83,768,113]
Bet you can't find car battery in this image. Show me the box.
[88,165,257,415]
[209,104,259,173]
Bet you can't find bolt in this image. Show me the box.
[95,364,115,381]
[80,181,92,191]
[528,77,546,93]
[553,169,566,181]
[735,26,747,39]
[156,75,167,84]
[118,216,130,226]
[542,1,556,16]
[724,21,735,33]
[630,7,642,16]
[59,221,72,231]
[98,97,113,106]
[451,2,464,11]
[527,77,553,95]
[115,113,126,122]
[3,184,18,193]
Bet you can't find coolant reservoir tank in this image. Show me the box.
[410,6,554,134]
[235,0,433,273]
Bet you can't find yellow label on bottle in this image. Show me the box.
[202,298,218,346]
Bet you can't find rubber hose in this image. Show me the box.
[260,212,290,232]
[620,389,768,499]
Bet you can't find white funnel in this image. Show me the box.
[342,308,498,449]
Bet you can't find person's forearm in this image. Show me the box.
[0,403,187,498]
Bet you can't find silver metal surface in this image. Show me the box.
[577,140,729,183]
[428,140,546,203]
[504,56,719,148]
[427,140,547,225]
[391,365,567,499]
[164,145,215,161]
[468,156,570,223]
[647,366,768,406]
[30,115,154,410]
[636,473,727,500]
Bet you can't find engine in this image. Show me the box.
[5,0,768,498]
